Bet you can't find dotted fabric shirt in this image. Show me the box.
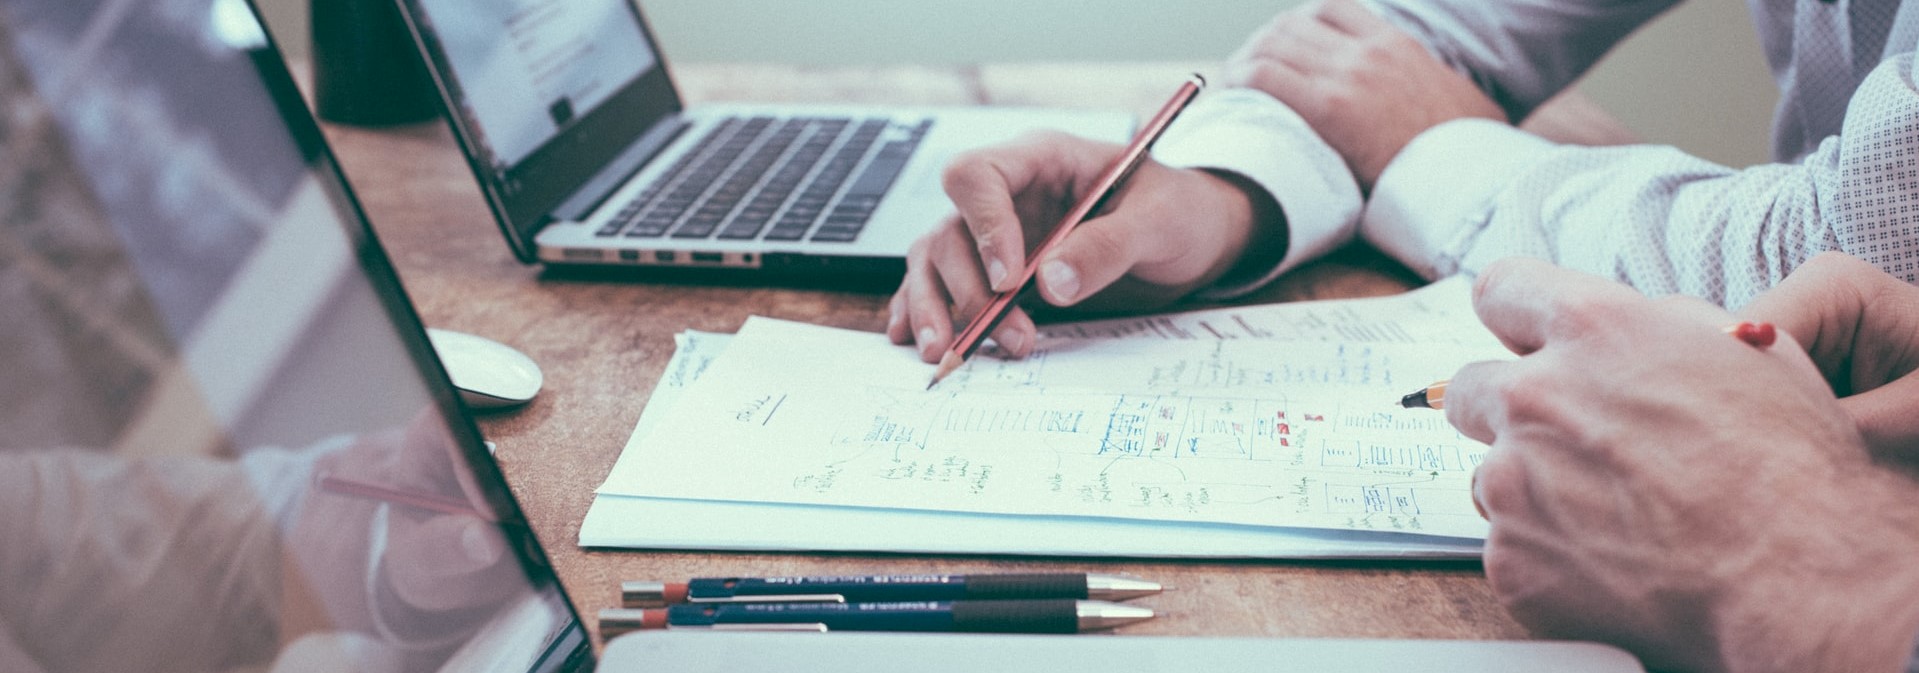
[1358,0,1919,307]
[1358,0,1919,308]
[1162,0,1919,308]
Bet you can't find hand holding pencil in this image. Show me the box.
[889,76,1285,373]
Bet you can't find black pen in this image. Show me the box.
[598,599,1153,635]
[621,572,1161,607]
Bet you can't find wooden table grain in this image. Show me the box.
[316,63,1635,647]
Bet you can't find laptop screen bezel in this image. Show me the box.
[246,1,596,667]
[390,0,683,263]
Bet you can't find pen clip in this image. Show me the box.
[689,593,847,604]
[678,623,830,632]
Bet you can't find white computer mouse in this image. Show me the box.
[425,328,543,409]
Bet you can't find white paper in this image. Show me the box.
[599,279,1507,541]
[584,333,1478,558]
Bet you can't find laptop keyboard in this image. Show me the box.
[594,115,932,243]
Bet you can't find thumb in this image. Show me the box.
[1032,212,1147,306]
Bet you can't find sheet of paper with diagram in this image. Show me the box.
[597,277,1512,541]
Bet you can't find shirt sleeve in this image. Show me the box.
[0,451,288,673]
[1366,0,1682,122]
[1363,52,1919,309]
[1150,87,1363,298]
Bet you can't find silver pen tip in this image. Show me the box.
[1076,600,1156,631]
[1085,573,1164,601]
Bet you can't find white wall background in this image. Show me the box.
[262,0,1779,167]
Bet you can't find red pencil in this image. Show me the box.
[927,75,1208,390]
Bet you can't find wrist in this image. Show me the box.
[1193,168,1287,292]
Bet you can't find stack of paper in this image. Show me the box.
[582,278,1511,558]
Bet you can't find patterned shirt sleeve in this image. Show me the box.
[1361,52,1919,308]
[1366,0,1681,122]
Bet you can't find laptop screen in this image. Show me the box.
[0,0,588,670]
[414,0,657,168]
[399,0,683,258]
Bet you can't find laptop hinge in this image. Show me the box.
[552,115,691,222]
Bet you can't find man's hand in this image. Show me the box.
[1446,258,1919,673]
[287,411,526,642]
[889,131,1281,363]
[1223,0,1504,191]
[1739,251,1919,457]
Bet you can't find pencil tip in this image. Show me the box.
[925,352,963,391]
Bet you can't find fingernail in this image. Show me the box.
[886,311,903,334]
[918,327,939,358]
[1041,261,1079,303]
[987,258,1008,290]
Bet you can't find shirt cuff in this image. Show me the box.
[1151,88,1362,299]
[1363,118,1558,279]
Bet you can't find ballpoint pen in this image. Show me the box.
[620,572,1162,607]
[597,599,1153,636]
[926,74,1207,389]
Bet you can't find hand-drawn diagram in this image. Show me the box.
[616,280,1508,540]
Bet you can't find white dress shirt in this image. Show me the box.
[1154,0,1919,308]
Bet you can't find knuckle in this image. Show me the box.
[1473,455,1525,516]
[940,155,989,193]
[1543,291,1634,341]
[1231,62,1285,93]
[1489,366,1562,425]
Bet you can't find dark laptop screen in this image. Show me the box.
[0,0,586,670]
[398,0,683,259]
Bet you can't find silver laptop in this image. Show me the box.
[390,0,1133,276]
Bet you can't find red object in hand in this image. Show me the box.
[1727,321,1777,348]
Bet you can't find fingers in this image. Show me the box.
[889,215,1040,362]
[1314,0,1392,37]
[932,233,1040,358]
[1442,359,1514,444]
[1030,209,1143,305]
[942,138,1078,293]
[1739,251,1893,385]
[1470,258,1639,355]
[899,234,961,362]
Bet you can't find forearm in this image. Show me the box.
[1366,0,1679,121]
[1365,118,1837,308]
[1365,53,1919,308]
[0,451,288,672]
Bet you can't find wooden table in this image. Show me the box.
[316,63,1635,646]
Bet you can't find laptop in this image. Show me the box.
[388,0,1133,275]
[0,0,590,670]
